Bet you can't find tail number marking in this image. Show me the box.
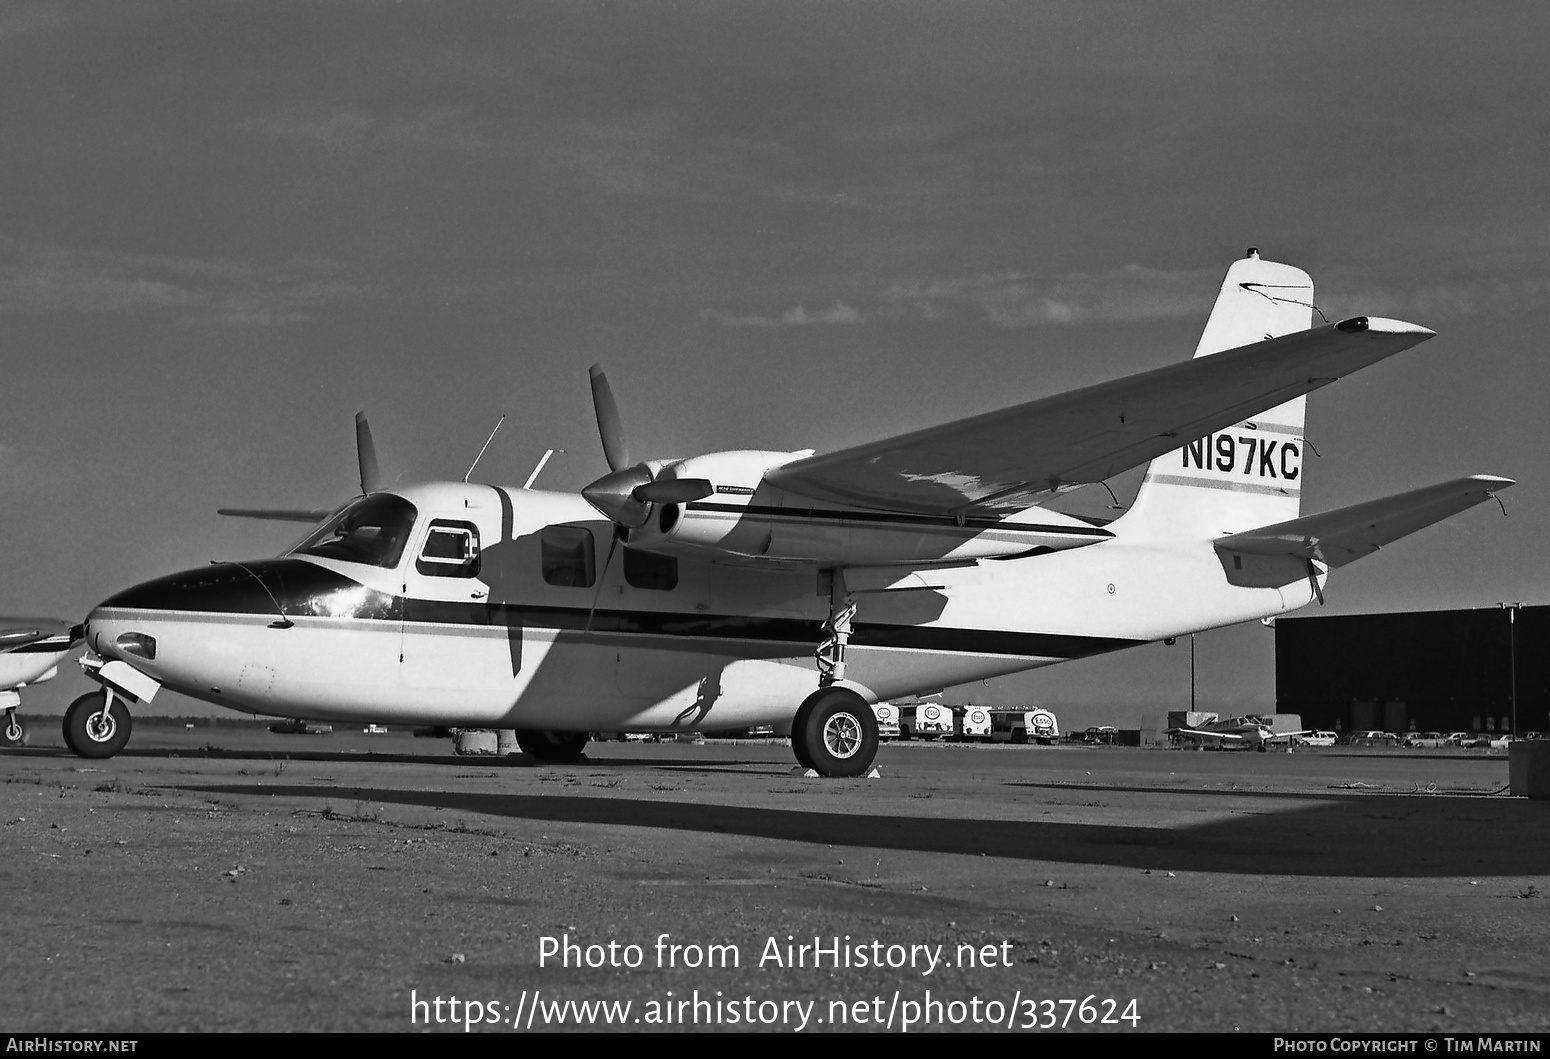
[1183,434,1300,480]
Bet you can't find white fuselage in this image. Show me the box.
[83,482,1318,732]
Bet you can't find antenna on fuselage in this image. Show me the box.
[463,415,507,484]
[522,447,563,490]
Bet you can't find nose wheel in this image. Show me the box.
[1,710,26,748]
[63,690,133,759]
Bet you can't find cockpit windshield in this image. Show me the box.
[291,494,418,569]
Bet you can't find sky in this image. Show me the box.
[2,1,1547,720]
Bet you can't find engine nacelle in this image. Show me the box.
[625,450,1112,566]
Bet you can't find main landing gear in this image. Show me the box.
[516,730,589,762]
[63,689,133,759]
[789,571,880,778]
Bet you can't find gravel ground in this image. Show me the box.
[2,730,1547,1033]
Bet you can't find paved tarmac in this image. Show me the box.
[2,727,1547,1033]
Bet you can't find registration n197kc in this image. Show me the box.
[71,252,1511,776]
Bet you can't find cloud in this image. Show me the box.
[242,104,494,156]
[1317,271,1550,324]
[700,301,863,327]
[880,264,1221,328]
[0,236,361,325]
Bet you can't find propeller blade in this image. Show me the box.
[356,411,381,495]
[632,478,713,504]
[585,528,624,632]
[589,364,632,472]
[218,508,337,523]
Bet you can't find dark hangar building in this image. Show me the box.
[1275,604,1550,736]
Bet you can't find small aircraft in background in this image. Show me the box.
[0,618,83,748]
[1168,714,1309,752]
[69,251,1511,776]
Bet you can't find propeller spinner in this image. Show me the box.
[581,365,711,528]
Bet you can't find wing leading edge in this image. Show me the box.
[765,317,1435,516]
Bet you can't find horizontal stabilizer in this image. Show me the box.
[217,508,335,523]
[1215,475,1513,569]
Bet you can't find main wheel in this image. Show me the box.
[790,699,817,770]
[793,689,879,778]
[515,730,588,762]
[64,691,133,759]
[1,715,26,748]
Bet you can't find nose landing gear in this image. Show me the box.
[63,689,133,759]
[1,709,25,748]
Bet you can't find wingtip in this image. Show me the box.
[1358,316,1436,338]
[1471,474,1516,491]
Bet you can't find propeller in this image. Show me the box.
[580,365,712,528]
[220,411,383,524]
[356,411,381,495]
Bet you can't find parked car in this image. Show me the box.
[269,718,332,735]
[1404,731,1446,748]
[1082,725,1119,745]
[1293,730,1337,747]
[1489,734,1513,749]
[1343,730,1398,747]
[1443,732,1474,746]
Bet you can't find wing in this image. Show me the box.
[1215,475,1513,569]
[766,317,1434,516]
[0,617,81,653]
[1169,727,1238,746]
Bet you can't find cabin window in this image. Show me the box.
[623,547,677,591]
[541,526,596,588]
[416,520,481,578]
[292,494,418,569]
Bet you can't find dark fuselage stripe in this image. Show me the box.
[102,596,1143,661]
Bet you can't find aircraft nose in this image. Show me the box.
[92,558,398,631]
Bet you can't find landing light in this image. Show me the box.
[115,632,156,661]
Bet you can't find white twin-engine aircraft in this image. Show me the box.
[71,252,1511,776]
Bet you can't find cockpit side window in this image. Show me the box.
[292,494,418,569]
[416,520,481,578]
[541,526,596,588]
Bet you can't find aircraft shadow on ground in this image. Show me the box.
[179,781,1550,879]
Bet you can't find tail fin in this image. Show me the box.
[1117,250,1313,538]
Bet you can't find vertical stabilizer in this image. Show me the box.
[1115,251,1313,539]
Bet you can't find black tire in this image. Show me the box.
[64,691,132,759]
[793,689,878,778]
[515,730,588,762]
[789,698,817,769]
[1,715,26,748]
